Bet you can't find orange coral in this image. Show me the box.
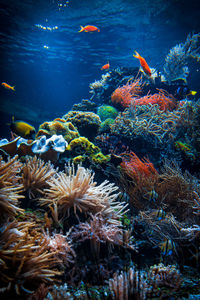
[133,89,177,111]
[120,152,158,185]
[111,77,143,108]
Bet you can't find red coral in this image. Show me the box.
[111,77,143,108]
[133,89,177,111]
[120,152,158,184]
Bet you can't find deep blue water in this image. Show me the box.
[0,0,200,137]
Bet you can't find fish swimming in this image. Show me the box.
[1,82,15,91]
[160,239,176,256]
[175,86,197,100]
[133,51,151,76]
[9,117,36,139]
[101,62,110,70]
[79,25,100,33]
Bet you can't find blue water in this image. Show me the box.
[0,0,200,137]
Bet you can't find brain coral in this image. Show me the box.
[97,105,118,122]
[63,111,101,140]
[36,118,80,143]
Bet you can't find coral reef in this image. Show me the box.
[66,136,111,165]
[71,99,97,112]
[111,77,143,108]
[163,32,200,82]
[63,111,101,140]
[36,118,79,142]
[97,105,118,122]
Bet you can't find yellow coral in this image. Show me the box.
[36,118,80,142]
[67,137,110,164]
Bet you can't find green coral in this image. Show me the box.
[97,105,118,122]
[99,118,115,133]
[67,137,110,164]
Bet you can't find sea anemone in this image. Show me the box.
[21,156,57,199]
[39,164,127,225]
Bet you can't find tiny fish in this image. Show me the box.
[79,25,100,33]
[160,239,176,256]
[133,51,151,76]
[143,189,158,202]
[101,62,110,70]
[1,82,15,91]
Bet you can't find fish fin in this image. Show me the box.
[133,50,140,58]
[78,26,84,32]
[12,86,15,91]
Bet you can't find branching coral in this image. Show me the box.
[111,77,143,108]
[133,89,177,112]
[39,164,127,226]
[0,221,62,295]
[163,32,200,82]
[21,156,57,199]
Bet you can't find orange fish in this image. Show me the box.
[101,62,110,70]
[79,25,100,33]
[1,82,15,91]
[133,51,151,76]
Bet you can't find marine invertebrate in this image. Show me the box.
[163,32,200,82]
[36,118,79,143]
[120,152,158,185]
[21,156,57,199]
[109,266,148,300]
[99,118,115,133]
[39,164,126,226]
[97,105,118,122]
[71,213,135,258]
[66,137,110,165]
[63,111,101,140]
[71,99,97,112]
[0,155,24,221]
[0,221,62,295]
[111,77,143,108]
[133,89,177,112]
[148,263,182,293]
[111,101,189,143]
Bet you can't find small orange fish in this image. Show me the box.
[101,62,110,70]
[133,51,151,76]
[79,25,100,33]
[1,82,15,91]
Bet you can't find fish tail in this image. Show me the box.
[78,26,84,32]
[133,50,140,59]
[12,86,15,91]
